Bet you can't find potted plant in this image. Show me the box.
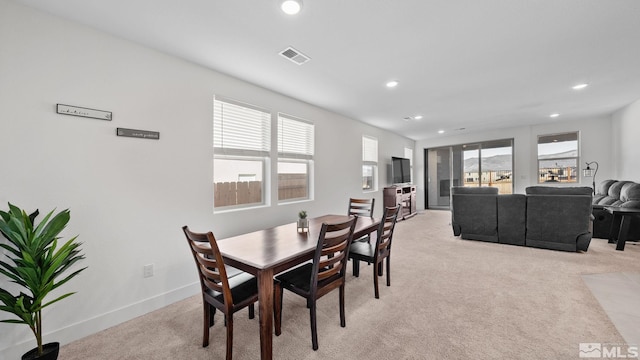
[297,210,308,232]
[0,203,86,360]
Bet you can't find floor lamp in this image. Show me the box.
[583,161,599,194]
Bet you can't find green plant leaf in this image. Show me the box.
[0,203,86,348]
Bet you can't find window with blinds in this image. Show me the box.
[362,136,378,191]
[213,97,270,156]
[213,96,271,209]
[278,114,314,202]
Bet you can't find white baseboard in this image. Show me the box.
[0,282,199,359]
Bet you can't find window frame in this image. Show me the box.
[404,147,414,183]
[277,113,314,203]
[536,131,580,184]
[362,135,379,192]
[213,96,271,211]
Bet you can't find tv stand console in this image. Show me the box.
[383,185,417,220]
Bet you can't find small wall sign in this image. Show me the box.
[116,128,160,140]
[57,104,112,121]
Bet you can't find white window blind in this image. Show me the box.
[214,97,271,156]
[278,114,314,160]
[362,136,378,164]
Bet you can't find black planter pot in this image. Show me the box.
[22,342,60,360]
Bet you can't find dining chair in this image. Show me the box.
[349,206,400,298]
[348,197,375,217]
[182,226,258,360]
[348,197,375,242]
[273,216,357,350]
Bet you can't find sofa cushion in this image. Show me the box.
[497,194,526,246]
[525,193,592,252]
[597,181,632,206]
[452,186,498,195]
[593,179,616,203]
[620,182,640,202]
[525,186,593,195]
[622,201,640,209]
[596,179,617,196]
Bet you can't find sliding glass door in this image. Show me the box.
[426,139,513,209]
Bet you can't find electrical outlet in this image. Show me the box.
[143,264,154,278]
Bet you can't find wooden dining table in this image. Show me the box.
[217,214,379,360]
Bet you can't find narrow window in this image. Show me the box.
[537,132,579,183]
[404,147,414,183]
[278,114,314,202]
[213,96,271,210]
[362,136,378,191]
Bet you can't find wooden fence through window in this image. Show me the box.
[278,174,307,201]
[213,174,308,207]
[214,181,262,207]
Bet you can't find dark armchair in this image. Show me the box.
[592,180,640,239]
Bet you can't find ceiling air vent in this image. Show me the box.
[279,46,310,65]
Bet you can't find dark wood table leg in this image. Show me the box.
[616,216,631,251]
[257,268,274,360]
[609,213,622,244]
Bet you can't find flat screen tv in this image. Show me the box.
[391,157,411,184]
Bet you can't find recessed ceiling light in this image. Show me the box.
[550,113,560,118]
[386,80,399,88]
[414,115,423,120]
[572,83,589,90]
[281,0,302,15]
[438,130,445,134]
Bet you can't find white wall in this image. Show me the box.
[612,98,640,181]
[0,1,414,357]
[414,116,614,209]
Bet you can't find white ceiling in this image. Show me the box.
[13,0,640,140]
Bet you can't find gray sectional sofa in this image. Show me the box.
[591,179,640,239]
[451,186,593,252]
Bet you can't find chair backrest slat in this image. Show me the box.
[348,198,375,217]
[183,226,234,307]
[311,217,357,289]
[318,252,346,280]
[375,206,400,256]
[196,256,225,292]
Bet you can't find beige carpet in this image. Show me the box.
[60,210,640,359]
